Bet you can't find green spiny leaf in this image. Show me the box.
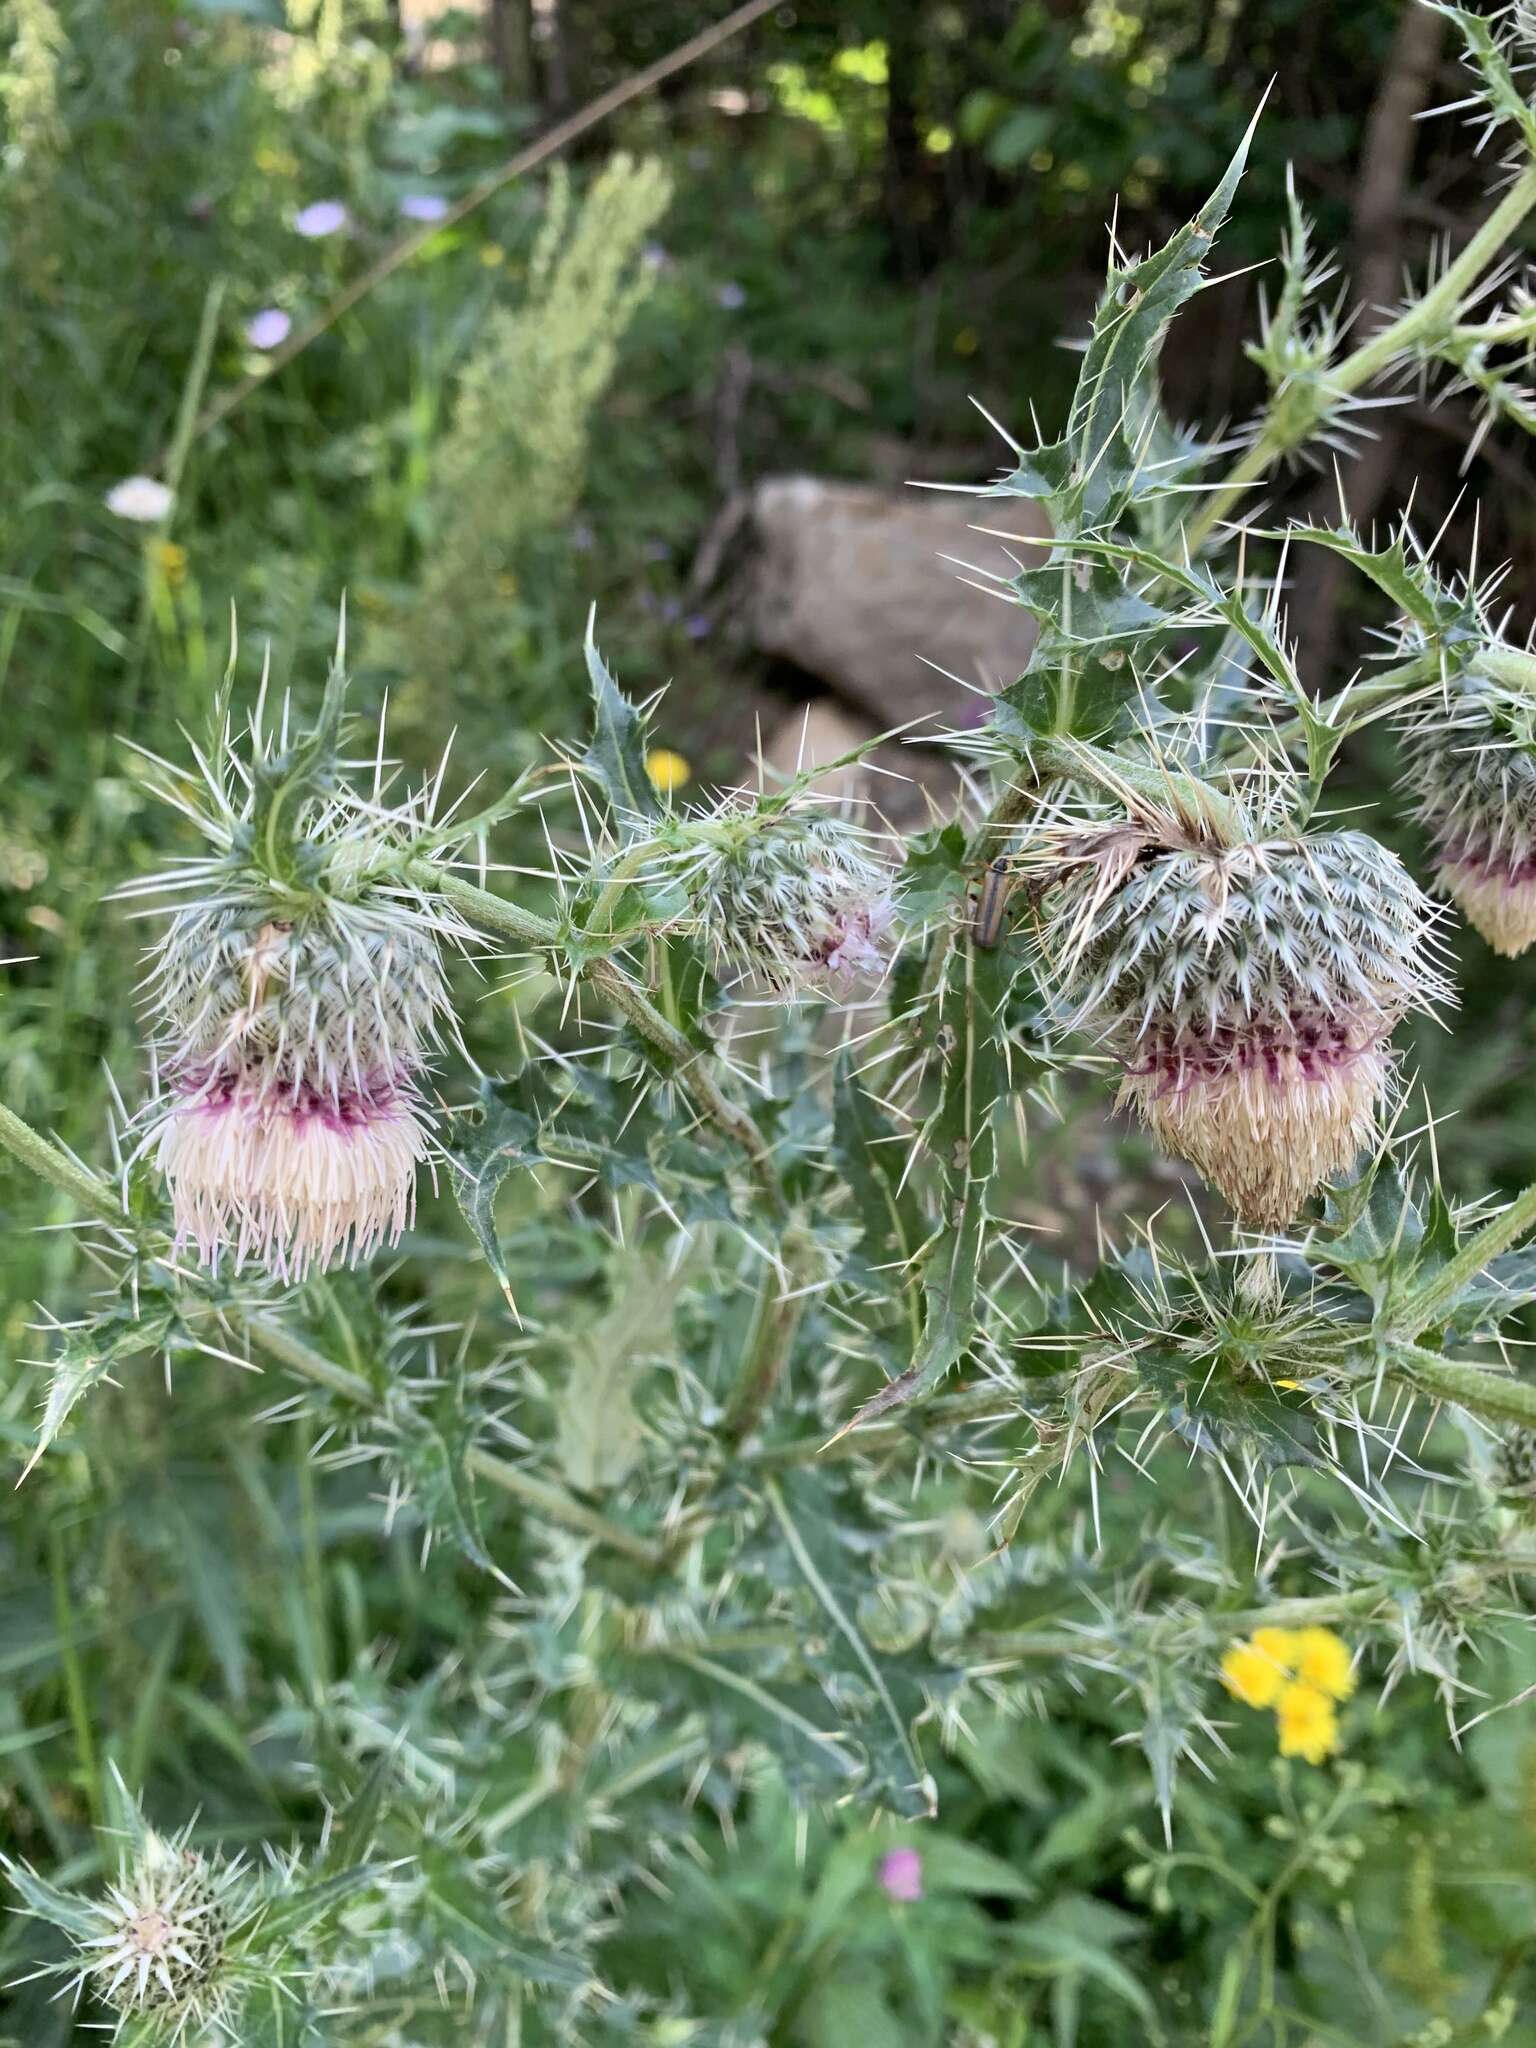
[582,612,662,837]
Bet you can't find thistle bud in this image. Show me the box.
[72,1827,245,2029]
[673,807,898,996]
[1039,812,1450,1227]
[1400,681,1536,956]
[147,897,458,1281]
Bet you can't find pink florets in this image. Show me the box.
[819,896,896,981]
[877,1846,923,1903]
[155,1074,428,1283]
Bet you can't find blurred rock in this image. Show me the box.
[757,699,959,827]
[746,475,1047,728]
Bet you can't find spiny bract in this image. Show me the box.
[68,1826,246,2031]
[1038,810,1450,1227]
[672,805,898,996]
[1399,675,1536,956]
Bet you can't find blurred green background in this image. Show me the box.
[7,3,1536,2041]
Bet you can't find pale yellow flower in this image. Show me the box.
[155,541,188,588]
[480,243,506,268]
[1275,1680,1340,1764]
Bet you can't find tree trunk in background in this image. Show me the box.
[1294,1,1446,682]
[488,0,533,101]
[883,10,931,276]
[531,0,571,114]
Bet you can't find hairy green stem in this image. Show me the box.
[0,1102,127,1221]
[1188,163,1536,547]
[1388,1344,1536,1433]
[721,1239,813,1445]
[1386,1178,1536,1337]
[424,867,787,1215]
[0,1107,661,1566]
[1033,737,1243,840]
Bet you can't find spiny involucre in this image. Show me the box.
[1032,784,1451,1227]
[130,680,474,1283]
[8,1822,252,2039]
[1399,671,1536,957]
[660,800,898,996]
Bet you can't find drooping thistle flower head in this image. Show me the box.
[664,801,898,996]
[128,640,474,1281]
[65,1823,248,2033]
[1398,671,1536,956]
[1031,780,1450,1227]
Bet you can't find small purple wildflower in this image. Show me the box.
[642,241,671,271]
[570,521,595,552]
[684,613,713,641]
[245,308,292,351]
[878,1847,923,1903]
[715,280,747,311]
[399,193,450,223]
[294,199,349,240]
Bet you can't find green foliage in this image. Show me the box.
[12,4,1536,2044]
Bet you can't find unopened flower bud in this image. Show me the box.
[73,1828,244,2026]
[676,807,898,997]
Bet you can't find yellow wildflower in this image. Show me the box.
[1221,1640,1286,1708]
[480,244,506,269]
[645,748,691,796]
[1275,1680,1340,1764]
[255,144,298,178]
[1286,1622,1359,1703]
[155,540,188,588]
[1249,1626,1300,1670]
[1291,1625,1355,1701]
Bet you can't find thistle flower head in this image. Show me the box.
[69,1825,247,2032]
[667,803,898,996]
[129,646,475,1281]
[1399,671,1536,956]
[1033,789,1450,1226]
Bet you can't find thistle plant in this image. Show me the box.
[15,7,1536,2042]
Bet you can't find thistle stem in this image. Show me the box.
[237,1316,666,1564]
[0,1107,662,1566]
[1388,1344,1536,1432]
[0,1103,127,1221]
[1386,1178,1536,1337]
[1187,162,1536,549]
[1033,737,1243,841]
[424,866,787,1216]
[721,1237,812,1445]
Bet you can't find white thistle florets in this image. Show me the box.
[1399,677,1536,956]
[1034,798,1451,1227]
[669,806,898,996]
[147,893,461,1281]
[70,1827,246,2031]
[129,664,475,1283]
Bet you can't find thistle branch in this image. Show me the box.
[1188,162,1536,548]
[0,1106,662,1564]
[1385,1178,1536,1338]
[427,867,788,1216]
